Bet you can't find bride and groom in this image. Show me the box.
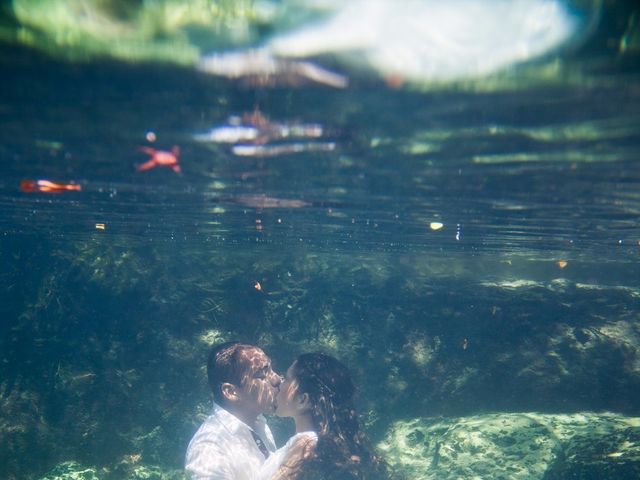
[185,342,386,479]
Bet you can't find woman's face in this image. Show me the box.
[275,362,300,417]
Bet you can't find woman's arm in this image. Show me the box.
[269,435,317,480]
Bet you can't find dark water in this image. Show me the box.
[1,8,640,479]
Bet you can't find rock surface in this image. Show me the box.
[379,412,640,479]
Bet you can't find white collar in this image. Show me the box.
[212,402,269,437]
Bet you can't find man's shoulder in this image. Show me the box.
[188,412,231,446]
[185,408,269,479]
[185,414,235,478]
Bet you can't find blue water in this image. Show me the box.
[1,5,640,479]
[3,62,638,259]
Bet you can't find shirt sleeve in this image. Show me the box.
[255,446,284,480]
[185,439,235,480]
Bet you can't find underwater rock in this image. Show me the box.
[111,460,186,480]
[378,412,640,479]
[39,460,187,480]
[40,461,100,480]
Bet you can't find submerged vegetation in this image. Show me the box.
[1,236,639,478]
[1,0,259,64]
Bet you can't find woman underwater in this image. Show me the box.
[261,353,391,480]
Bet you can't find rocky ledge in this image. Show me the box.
[378,412,640,479]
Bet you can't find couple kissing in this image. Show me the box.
[185,342,388,479]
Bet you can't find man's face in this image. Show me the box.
[235,347,282,415]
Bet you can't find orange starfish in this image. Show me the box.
[137,146,181,173]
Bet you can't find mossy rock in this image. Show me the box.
[379,412,640,479]
[118,464,184,480]
[40,461,187,480]
[40,461,101,480]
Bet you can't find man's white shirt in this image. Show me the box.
[185,402,276,480]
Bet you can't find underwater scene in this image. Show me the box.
[1,0,639,478]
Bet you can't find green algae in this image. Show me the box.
[3,0,259,65]
[38,413,640,479]
[39,460,187,480]
[379,412,640,479]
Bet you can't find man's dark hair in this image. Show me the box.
[207,341,254,403]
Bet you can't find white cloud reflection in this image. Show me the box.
[266,0,580,82]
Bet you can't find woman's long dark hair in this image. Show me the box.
[283,353,388,480]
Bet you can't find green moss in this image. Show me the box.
[39,461,187,480]
[40,462,101,480]
[3,0,259,64]
[379,413,640,479]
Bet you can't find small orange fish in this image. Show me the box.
[137,145,181,173]
[20,179,82,193]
